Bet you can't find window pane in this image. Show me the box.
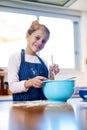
[0,11,37,67]
[39,17,75,68]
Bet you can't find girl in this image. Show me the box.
[8,20,59,101]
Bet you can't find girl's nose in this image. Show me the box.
[37,40,43,45]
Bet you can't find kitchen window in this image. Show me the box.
[0,2,80,69]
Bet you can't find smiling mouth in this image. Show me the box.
[34,45,42,50]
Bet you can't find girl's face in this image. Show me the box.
[26,29,49,55]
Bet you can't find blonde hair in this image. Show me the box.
[27,20,50,39]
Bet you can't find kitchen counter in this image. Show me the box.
[0,98,87,130]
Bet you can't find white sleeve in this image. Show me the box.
[8,53,28,93]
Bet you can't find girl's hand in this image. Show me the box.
[49,64,60,75]
[49,64,60,80]
[25,76,48,88]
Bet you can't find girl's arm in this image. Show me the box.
[8,53,28,93]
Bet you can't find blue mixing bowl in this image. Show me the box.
[79,89,87,101]
[42,80,75,102]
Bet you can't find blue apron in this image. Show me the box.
[13,49,48,101]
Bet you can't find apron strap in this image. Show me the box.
[21,49,25,63]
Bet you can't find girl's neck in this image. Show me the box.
[25,48,36,56]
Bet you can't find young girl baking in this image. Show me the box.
[8,20,59,101]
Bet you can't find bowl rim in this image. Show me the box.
[43,79,75,83]
[79,89,87,91]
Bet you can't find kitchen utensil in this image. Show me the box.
[65,76,76,80]
[50,55,55,80]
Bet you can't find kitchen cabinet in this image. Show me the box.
[0,71,8,95]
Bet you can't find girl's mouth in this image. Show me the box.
[34,45,42,50]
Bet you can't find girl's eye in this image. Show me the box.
[35,36,40,40]
[35,36,46,44]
